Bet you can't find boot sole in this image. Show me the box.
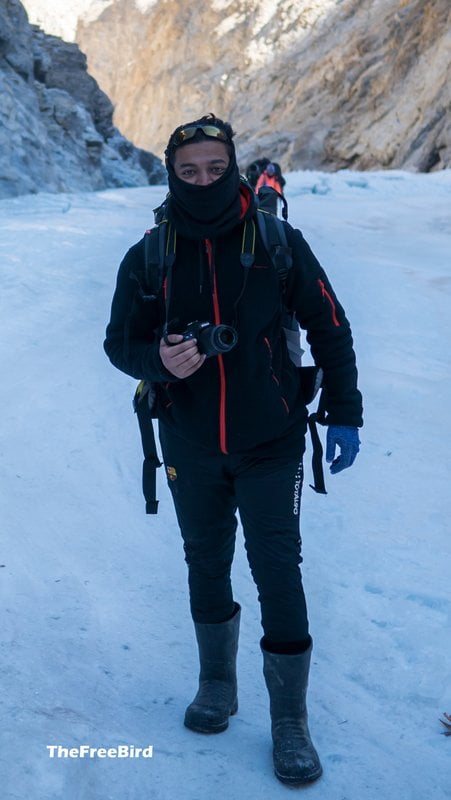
[184,700,238,734]
[274,764,323,785]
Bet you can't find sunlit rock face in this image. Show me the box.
[0,0,165,198]
[23,0,451,173]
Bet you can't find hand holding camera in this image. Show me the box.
[160,321,238,379]
[160,333,206,379]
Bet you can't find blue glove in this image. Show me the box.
[326,425,360,474]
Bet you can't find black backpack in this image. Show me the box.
[133,190,327,514]
[256,185,288,220]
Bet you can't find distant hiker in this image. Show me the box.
[256,161,285,193]
[245,158,286,191]
[255,162,285,214]
[104,113,363,786]
[245,158,269,188]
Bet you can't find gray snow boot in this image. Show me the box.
[184,604,240,734]
[261,638,323,785]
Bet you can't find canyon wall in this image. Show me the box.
[0,0,165,199]
[22,0,449,172]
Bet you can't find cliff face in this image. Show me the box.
[0,0,165,199]
[59,0,451,172]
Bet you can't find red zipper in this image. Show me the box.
[205,239,228,454]
[318,279,340,326]
[264,337,279,385]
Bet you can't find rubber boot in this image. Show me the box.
[261,638,323,785]
[184,604,240,734]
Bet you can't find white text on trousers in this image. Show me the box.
[293,462,303,516]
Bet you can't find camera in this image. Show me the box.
[182,321,238,357]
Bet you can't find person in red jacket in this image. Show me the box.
[104,113,362,787]
[255,162,284,214]
[255,161,284,195]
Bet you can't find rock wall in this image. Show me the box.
[0,0,165,199]
[65,0,450,172]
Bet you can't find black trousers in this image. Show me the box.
[158,422,309,643]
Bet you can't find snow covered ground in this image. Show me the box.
[1,169,450,799]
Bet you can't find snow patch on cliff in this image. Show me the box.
[134,0,159,12]
[22,0,113,41]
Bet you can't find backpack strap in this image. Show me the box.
[307,389,328,494]
[133,381,162,514]
[143,219,176,299]
[240,218,256,269]
[255,209,292,288]
[143,224,162,300]
[280,193,288,221]
[134,219,177,514]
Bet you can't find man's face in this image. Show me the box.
[173,140,230,185]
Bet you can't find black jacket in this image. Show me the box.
[104,205,363,454]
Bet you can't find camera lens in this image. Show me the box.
[212,325,238,353]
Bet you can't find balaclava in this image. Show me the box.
[164,115,254,239]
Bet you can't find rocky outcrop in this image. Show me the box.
[0,0,165,199]
[62,0,450,173]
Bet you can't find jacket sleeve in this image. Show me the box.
[285,226,363,427]
[103,239,178,383]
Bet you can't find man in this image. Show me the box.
[104,114,363,786]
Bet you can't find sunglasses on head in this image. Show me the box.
[171,125,229,147]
